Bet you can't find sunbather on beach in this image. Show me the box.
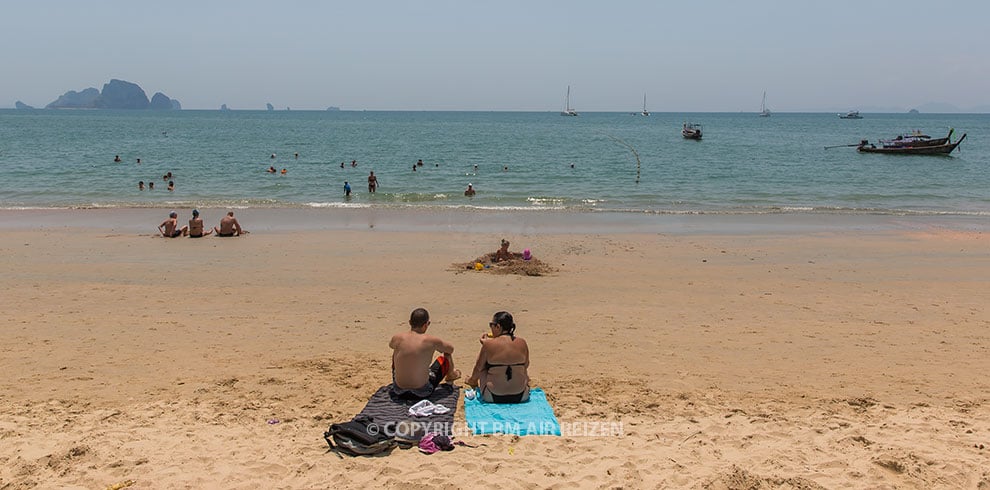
[158,211,187,238]
[389,308,460,399]
[186,209,212,238]
[213,211,247,237]
[466,311,530,403]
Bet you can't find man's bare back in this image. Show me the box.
[158,211,186,238]
[390,330,449,389]
[214,211,246,236]
[389,308,458,395]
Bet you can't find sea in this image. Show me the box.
[1,109,988,216]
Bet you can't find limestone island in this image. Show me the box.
[44,79,180,110]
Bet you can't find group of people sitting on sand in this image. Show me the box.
[158,210,247,238]
[390,308,530,404]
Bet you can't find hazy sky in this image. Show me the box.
[2,0,988,112]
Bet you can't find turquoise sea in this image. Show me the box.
[1,109,988,215]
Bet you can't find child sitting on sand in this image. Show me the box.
[494,239,512,262]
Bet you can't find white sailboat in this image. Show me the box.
[640,93,649,116]
[758,90,771,117]
[561,85,578,116]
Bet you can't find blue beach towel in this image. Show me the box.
[464,388,561,436]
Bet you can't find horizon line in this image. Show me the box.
[4,107,989,115]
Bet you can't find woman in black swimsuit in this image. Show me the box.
[466,311,530,404]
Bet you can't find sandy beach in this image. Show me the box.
[1,209,988,489]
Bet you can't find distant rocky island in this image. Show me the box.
[35,79,180,110]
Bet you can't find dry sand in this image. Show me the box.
[1,209,989,489]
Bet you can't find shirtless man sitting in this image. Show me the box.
[158,211,187,238]
[186,209,212,238]
[213,211,247,237]
[389,308,460,399]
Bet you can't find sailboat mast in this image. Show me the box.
[561,85,578,116]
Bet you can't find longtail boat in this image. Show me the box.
[857,133,966,155]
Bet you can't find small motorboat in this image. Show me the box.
[682,122,703,140]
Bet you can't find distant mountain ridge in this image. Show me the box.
[44,79,180,110]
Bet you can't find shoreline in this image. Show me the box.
[2,206,989,235]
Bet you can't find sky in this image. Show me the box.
[2,0,989,112]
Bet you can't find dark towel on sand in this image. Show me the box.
[357,384,460,439]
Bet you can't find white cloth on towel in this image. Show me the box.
[409,399,451,417]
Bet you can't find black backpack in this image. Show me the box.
[323,415,397,456]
